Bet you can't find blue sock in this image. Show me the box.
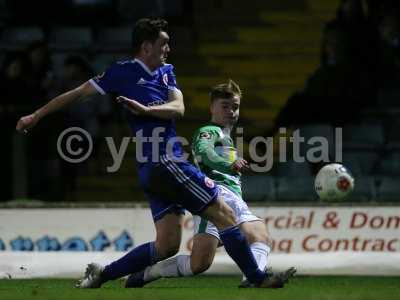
[101,241,157,281]
[219,226,266,285]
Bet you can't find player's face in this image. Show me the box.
[148,31,170,69]
[210,96,240,127]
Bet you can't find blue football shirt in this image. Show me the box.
[89,58,184,165]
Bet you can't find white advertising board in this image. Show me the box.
[0,207,399,277]
[1,207,398,253]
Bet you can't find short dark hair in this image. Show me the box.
[132,17,168,54]
[210,79,242,102]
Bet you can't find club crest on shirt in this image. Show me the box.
[162,73,169,86]
[199,132,211,140]
[204,177,215,188]
[94,72,105,82]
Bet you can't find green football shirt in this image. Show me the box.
[192,123,242,196]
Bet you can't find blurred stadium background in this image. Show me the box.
[0,0,400,283]
[1,0,400,203]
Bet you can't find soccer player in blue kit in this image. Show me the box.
[16,17,294,288]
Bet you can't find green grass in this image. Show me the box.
[0,276,399,300]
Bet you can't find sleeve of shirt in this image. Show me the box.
[192,128,234,174]
[89,63,123,95]
[166,65,180,91]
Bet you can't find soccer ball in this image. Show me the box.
[315,163,354,201]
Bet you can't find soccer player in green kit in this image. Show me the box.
[126,80,295,288]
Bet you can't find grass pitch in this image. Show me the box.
[0,276,399,300]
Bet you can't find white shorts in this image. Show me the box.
[193,184,261,240]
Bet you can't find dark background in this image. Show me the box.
[1,0,400,204]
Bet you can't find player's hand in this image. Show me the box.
[117,96,149,115]
[16,113,39,134]
[231,158,250,173]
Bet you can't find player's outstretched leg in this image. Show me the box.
[125,255,194,288]
[201,199,268,285]
[238,220,271,286]
[75,241,157,288]
[126,224,272,288]
[77,214,182,288]
[202,199,297,288]
[126,233,216,288]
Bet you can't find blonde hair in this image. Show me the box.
[210,79,242,102]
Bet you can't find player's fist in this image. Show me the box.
[16,113,39,134]
[231,158,249,173]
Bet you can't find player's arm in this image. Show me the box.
[117,88,184,120]
[144,88,185,119]
[16,81,97,133]
[193,129,235,174]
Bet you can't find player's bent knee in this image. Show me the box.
[155,239,180,260]
[191,262,211,275]
[191,258,212,274]
[157,244,180,260]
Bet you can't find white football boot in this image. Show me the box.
[75,263,104,288]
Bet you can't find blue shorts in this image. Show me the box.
[138,154,218,221]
